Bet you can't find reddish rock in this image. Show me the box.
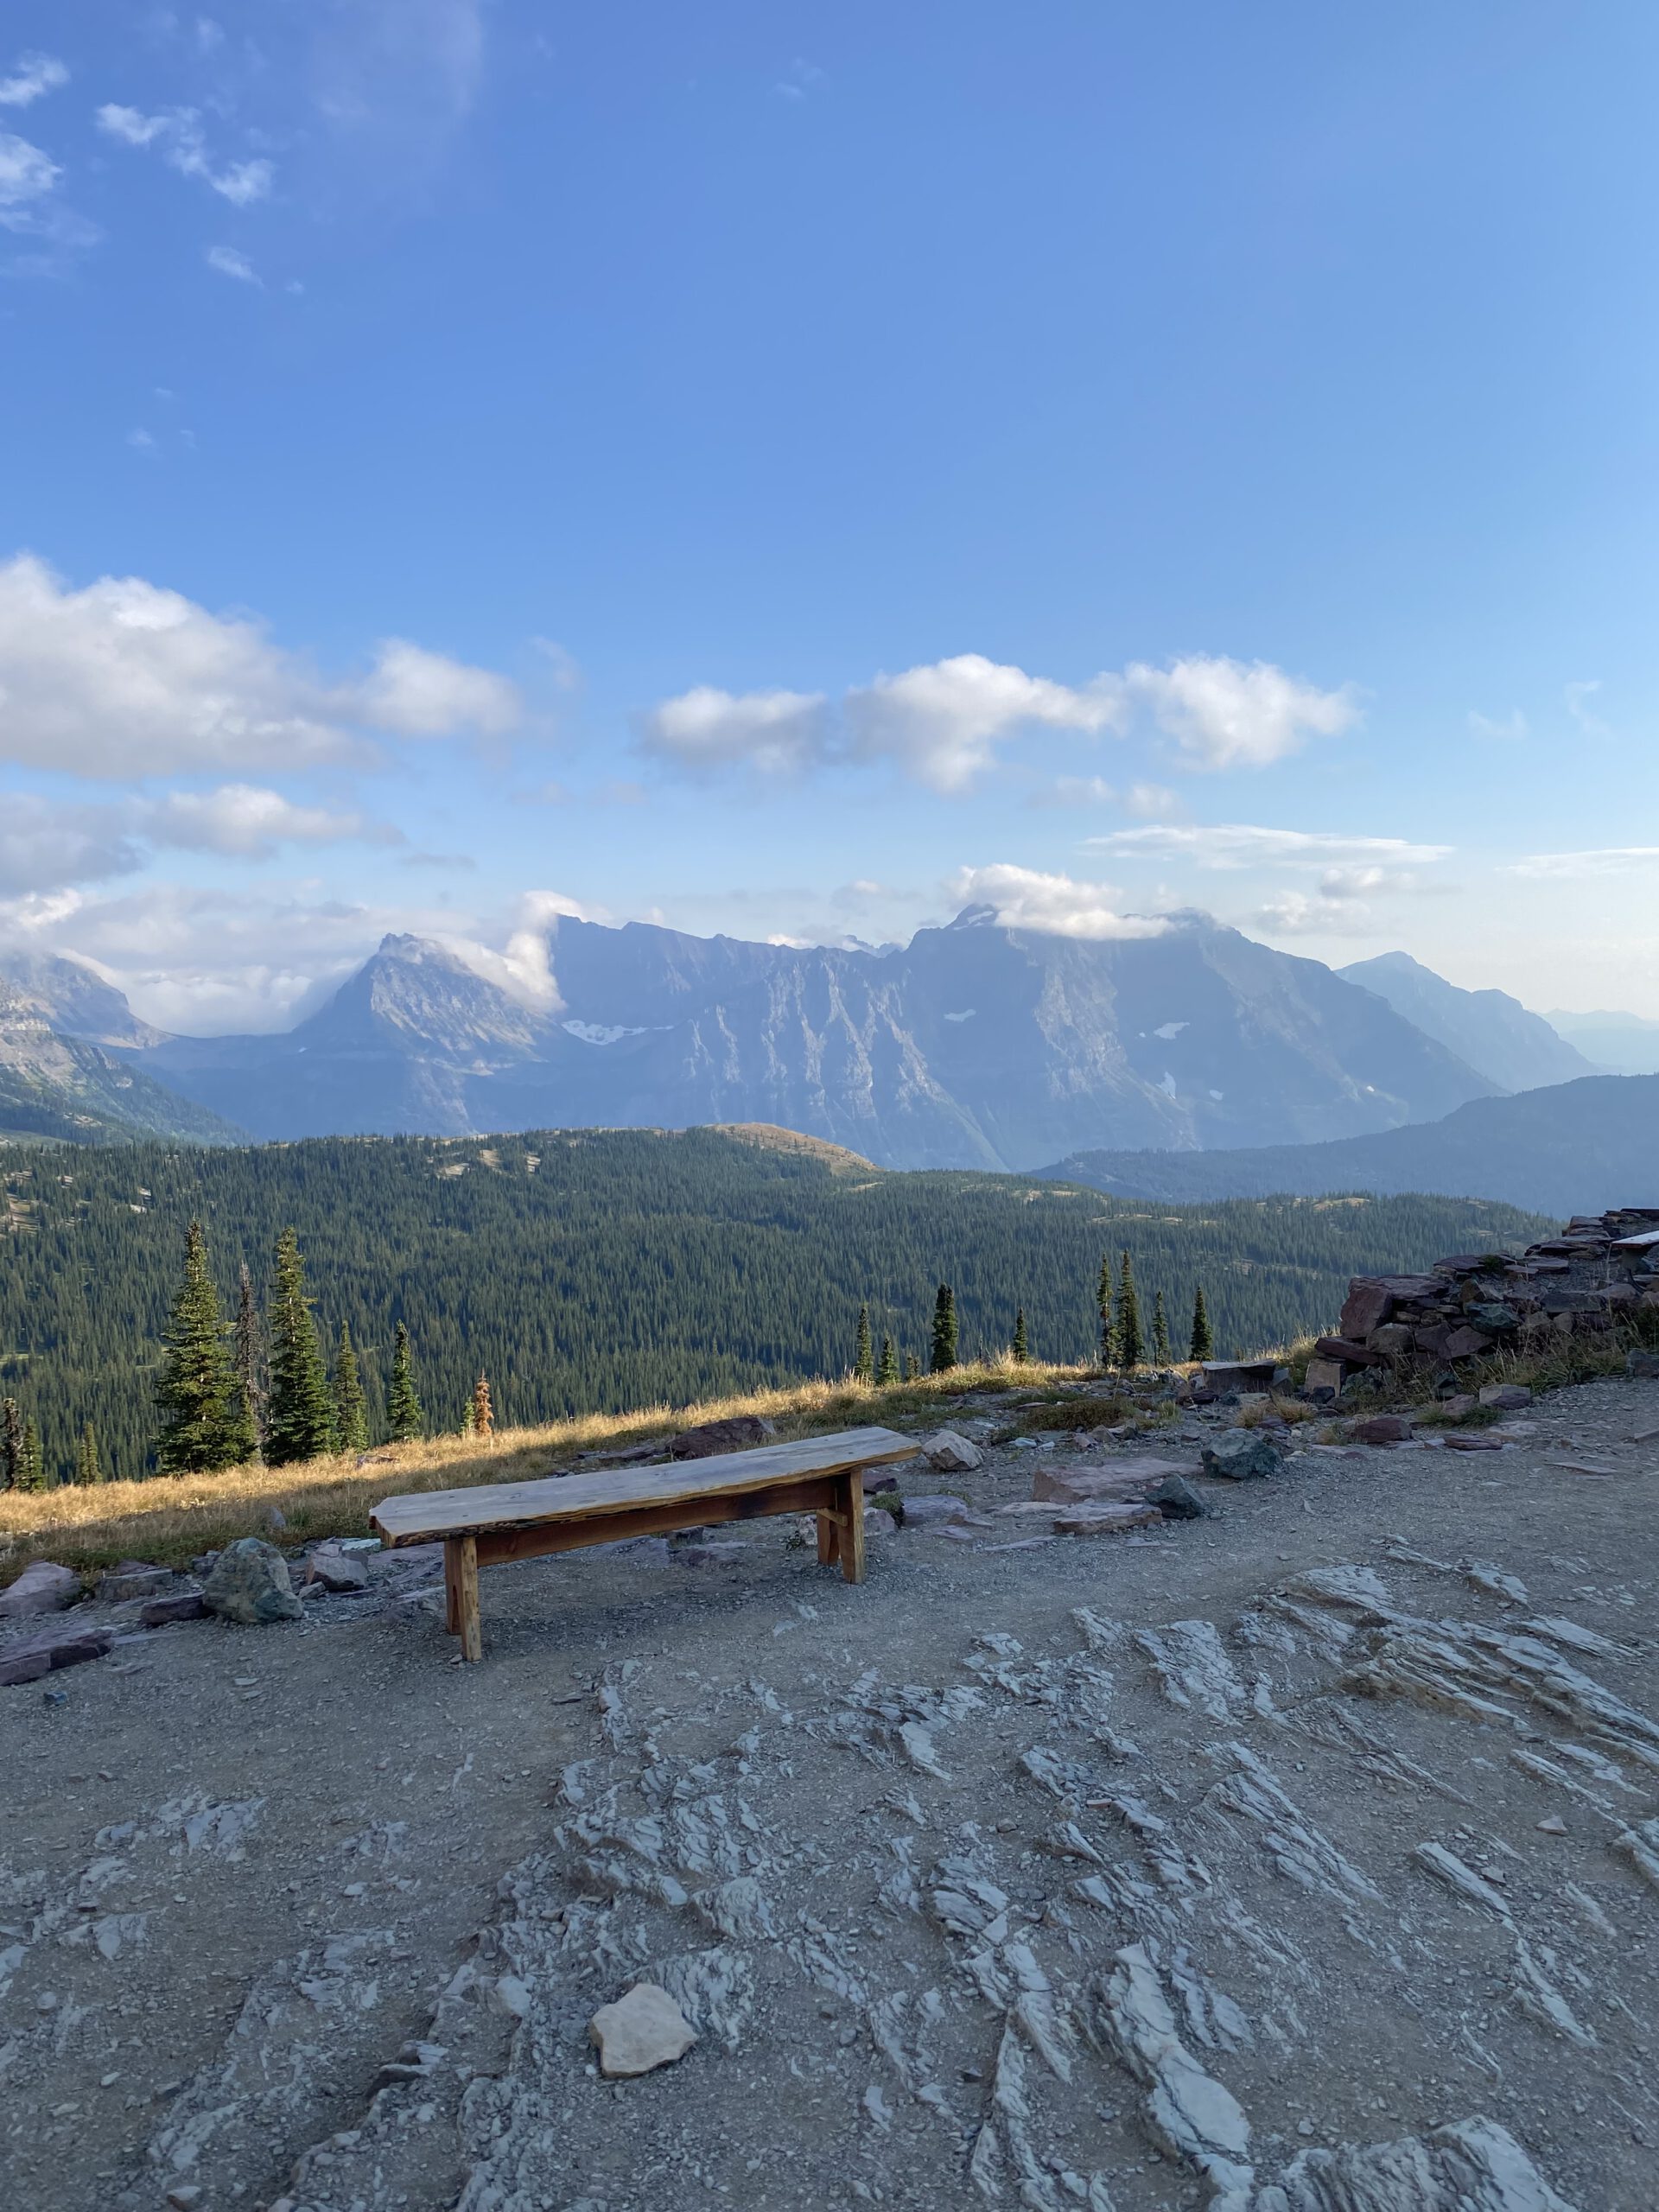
[1478,1382,1533,1411]
[0,1560,81,1620]
[0,1647,52,1687]
[1374,1274,1449,1301]
[1414,1323,1452,1357]
[1339,1282,1394,1338]
[1314,1335,1384,1367]
[141,1592,207,1627]
[1441,1326,1489,1360]
[1052,1503,1163,1536]
[1031,1457,1193,1504]
[1354,1414,1413,1445]
[1445,1433,1504,1452]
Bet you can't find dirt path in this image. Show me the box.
[3,1377,1657,2211]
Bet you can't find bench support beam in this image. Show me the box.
[445,1534,482,1664]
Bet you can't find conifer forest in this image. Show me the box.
[0,1126,1549,1484]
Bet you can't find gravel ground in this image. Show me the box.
[3,1376,1657,2212]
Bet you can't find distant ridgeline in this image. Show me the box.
[0,1124,1550,1484]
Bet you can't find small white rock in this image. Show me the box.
[1536,1815,1567,1835]
[920,1428,983,1473]
[588,1982,697,2077]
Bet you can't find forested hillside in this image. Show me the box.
[0,1125,1548,1484]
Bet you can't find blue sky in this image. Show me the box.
[2,1,1656,1030]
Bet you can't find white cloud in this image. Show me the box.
[0,53,67,108]
[126,427,159,454]
[348,638,521,736]
[0,555,522,777]
[1121,655,1357,770]
[206,244,259,283]
[0,796,140,894]
[1504,847,1659,880]
[1124,781,1180,818]
[948,862,1169,940]
[1250,890,1378,938]
[0,129,58,215]
[1084,823,1452,870]
[95,104,274,203]
[449,888,589,1011]
[1468,708,1528,741]
[637,685,829,775]
[847,655,1122,792]
[149,785,390,859]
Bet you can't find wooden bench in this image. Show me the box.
[371,1424,918,1662]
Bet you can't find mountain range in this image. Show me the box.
[0,912,1638,1179]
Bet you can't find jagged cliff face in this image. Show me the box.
[1338,950,1595,1094]
[113,912,1497,1162]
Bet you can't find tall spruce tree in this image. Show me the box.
[1189,1282,1214,1362]
[930,1283,958,1374]
[16,1416,45,1493]
[333,1323,370,1452]
[1150,1288,1173,1366]
[1011,1307,1030,1363]
[1097,1253,1116,1367]
[386,1321,425,1443]
[875,1333,899,1387]
[75,1421,104,1484]
[153,1220,244,1475]
[854,1303,874,1383]
[1116,1251,1144,1370]
[1,1397,22,1491]
[265,1228,337,1465]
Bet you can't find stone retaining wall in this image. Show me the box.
[1306,1205,1659,1400]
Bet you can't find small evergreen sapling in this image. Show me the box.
[16,1416,45,1493]
[854,1303,874,1384]
[903,1351,921,1382]
[1011,1307,1029,1363]
[1,1397,22,1491]
[875,1333,899,1387]
[930,1283,958,1373]
[232,1260,266,1459]
[1189,1282,1214,1363]
[333,1323,370,1452]
[265,1228,337,1466]
[75,1422,104,1484]
[1150,1288,1173,1366]
[1116,1251,1143,1370]
[386,1321,425,1443]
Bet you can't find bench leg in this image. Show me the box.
[839,1471,867,1586]
[447,1535,483,1662]
[817,1505,841,1567]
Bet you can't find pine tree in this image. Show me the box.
[1097,1252,1116,1367]
[1150,1288,1173,1366]
[1,1397,22,1491]
[333,1323,370,1452]
[903,1351,921,1382]
[930,1283,958,1374]
[386,1321,425,1443]
[1116,1250,1144,1370]
[1189,1282,1214,1363]
[16,1416,45,1493]
[473,1372,494,1441]
[153,1221,243,1475]
[265,1228,337,1465]
[875,1333,899,1387]
[854,1302,874,1384]
[1011,1307,1029,1363]
[232,1261,266,1455]
[75,1422,104,1484]
[460,1395,476,1438]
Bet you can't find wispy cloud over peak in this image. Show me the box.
[948,862,1169,940]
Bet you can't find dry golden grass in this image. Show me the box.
[0,1358,1098,1586]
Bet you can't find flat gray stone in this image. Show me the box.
[588,1982,697,2076]
[201,1538,303,1625]
[1201,1430,1288,1481]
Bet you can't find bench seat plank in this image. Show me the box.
[372,1425,916,1548]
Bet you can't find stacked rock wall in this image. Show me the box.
[1306,1205,1659,1400]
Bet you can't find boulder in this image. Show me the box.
[1144,1472,1208,1519]
[1302,1359,1346,1400]
[669,1415,775,1460]
[920,1429,983,1474]
[201,1538,304,1625]
[1628,1350,1659,1380]
[304,1543,371,1594]
[0,1560,81,1620]
[588,1983,697,2077]
[1441,1326,1489,1361]
[898,1493,973,1527]
[1478,1382,1533,1411]
[1437,1393,1479,1421]
[1354,1414,1413,1445]
[1313,1336,1384,1367]
[1201,1431,1287,1481]
[1465,1302,1520,1336]
[1367,1324,1414,1357]
[1,1623,115,1684]
[1198,1359,1279,1393]
[0,1646,53,1688]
